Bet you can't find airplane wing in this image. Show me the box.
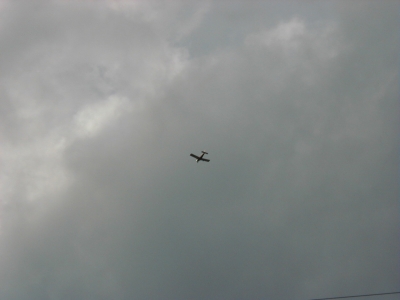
[190,153,200,159]
[200,158,210,162]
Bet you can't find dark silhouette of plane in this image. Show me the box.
[190,151,210,163]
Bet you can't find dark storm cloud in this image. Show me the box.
[0,1,398,299]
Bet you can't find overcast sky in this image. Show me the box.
[0,1,398,299]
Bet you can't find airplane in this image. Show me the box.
[190,151,210,163]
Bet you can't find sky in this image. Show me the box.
[0,1,398,299]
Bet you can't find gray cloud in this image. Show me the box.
[0,1,398,299]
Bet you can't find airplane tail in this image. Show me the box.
[201,151,208,154]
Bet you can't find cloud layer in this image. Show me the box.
[0,1,398,299]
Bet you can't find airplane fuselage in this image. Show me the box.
[197,153,205,163]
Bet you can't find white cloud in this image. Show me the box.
[245,18,343,86]
[73,96,131,139]
[0,0,190,222]
[246,18,307,46]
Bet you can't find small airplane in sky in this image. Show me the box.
[190,151,210,163]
